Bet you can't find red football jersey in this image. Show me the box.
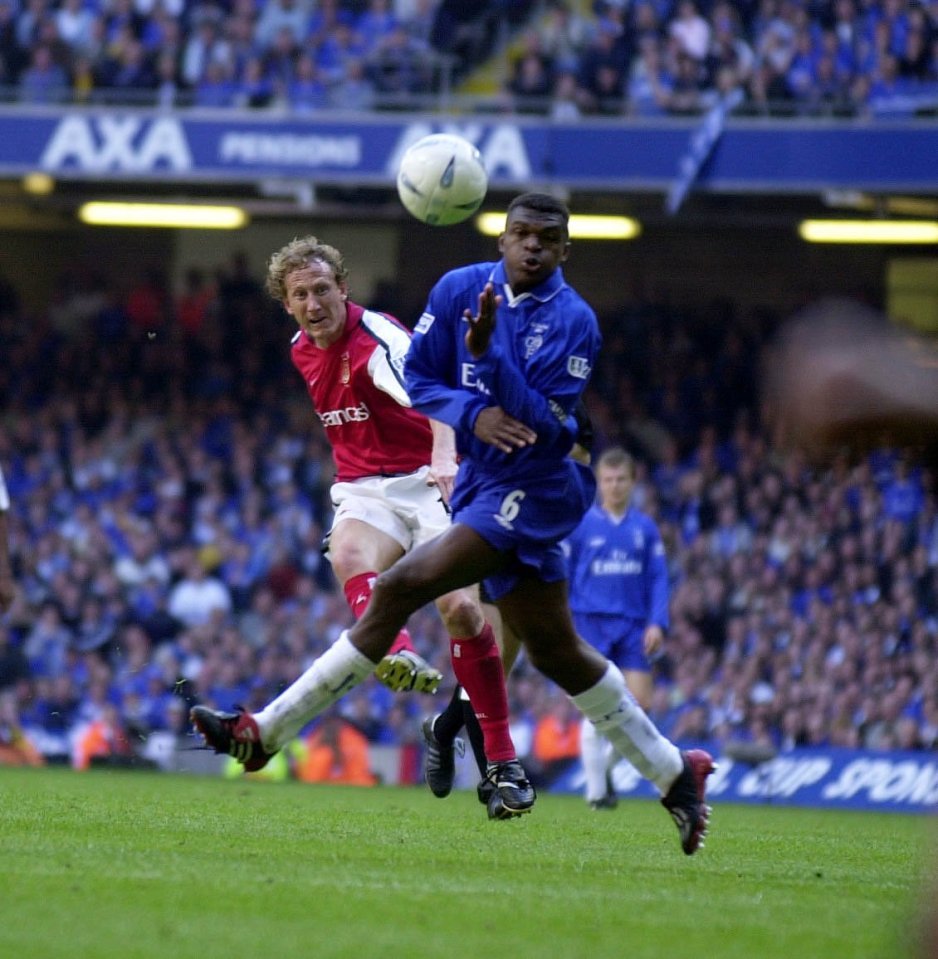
[290,302,433,481]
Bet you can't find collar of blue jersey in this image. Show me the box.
[489,262,566,306]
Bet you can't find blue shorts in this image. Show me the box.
[572,611,651,672]
[452,460,596,602]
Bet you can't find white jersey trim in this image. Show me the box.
[361,309,413,408]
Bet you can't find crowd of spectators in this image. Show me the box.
[1,0,517,108]
[501,0,938,118]
[1,0,936,117]
[0,254,935,783]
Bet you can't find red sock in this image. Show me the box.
[450,623,515,763]
[343,571,413,655]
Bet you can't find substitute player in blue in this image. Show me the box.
[566,446,670,808]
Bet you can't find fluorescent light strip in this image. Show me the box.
[22,172,54,195]
[476,212,641,240]
[78,201,248,229]
[799,219,938,244]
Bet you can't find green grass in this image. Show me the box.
[0,766,932,959]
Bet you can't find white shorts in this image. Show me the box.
[327,467,450,555]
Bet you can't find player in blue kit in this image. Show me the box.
[566,446,670,808]
[349,192,714,848]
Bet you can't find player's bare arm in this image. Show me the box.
[643,624,664,657]
[428,419,458,504]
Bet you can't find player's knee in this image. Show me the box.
[436,592,484,637]
[330,544,371,583]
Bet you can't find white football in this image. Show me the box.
[396,133,488,226]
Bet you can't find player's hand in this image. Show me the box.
[643,624,664,657]
[428,452,457,505]
[473,407,537,453]
[464,283,501,359]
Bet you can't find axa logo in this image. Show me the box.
[40,116,193,172]
[389,123,532,181]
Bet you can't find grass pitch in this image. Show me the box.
[0,766,932,959]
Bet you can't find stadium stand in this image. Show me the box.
[0,0,936,115]
[0,255,935,779]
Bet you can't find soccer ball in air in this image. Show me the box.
[396,133,488,226]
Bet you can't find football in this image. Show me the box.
[396,133,488,226]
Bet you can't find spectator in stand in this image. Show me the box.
[537,0,592,76]
[105,36,157,98]
[0,0,26,83]
[167,548,233,629]
[529,696,582,789]
[0,463,14,616]
[72,701,135,769]
[576,21,627,114]
[0,623,29,697]
[254,0,309,52]
[316,19,366,86]
[505,28,554,112]
[231,53,276,107]
[549,69,582,119]
[429,0,497,79]
[667,48,710,112]
[286,50,328,111]
[366,23,433,97]
[56,0,97,57]
[328,57,376,110]
[0,691,44,766]
[706,2,755,85]
[179,11,225,89]
[18,43,68,102]
[292,713,377,785]
[627,35,674,115]
[669,0,711,63]
[865,51,922,116]
[356,0,397,56]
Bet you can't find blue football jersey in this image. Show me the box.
[565,504,670,628]
[405,260,601,485]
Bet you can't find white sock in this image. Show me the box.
[571,662,682,794]
[580,718,613,803]
[254,631,376,752]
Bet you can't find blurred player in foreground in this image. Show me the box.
[191,236,530,818]
[765,296,938,957]
[565,446,670,809]
[765,298,938,462]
